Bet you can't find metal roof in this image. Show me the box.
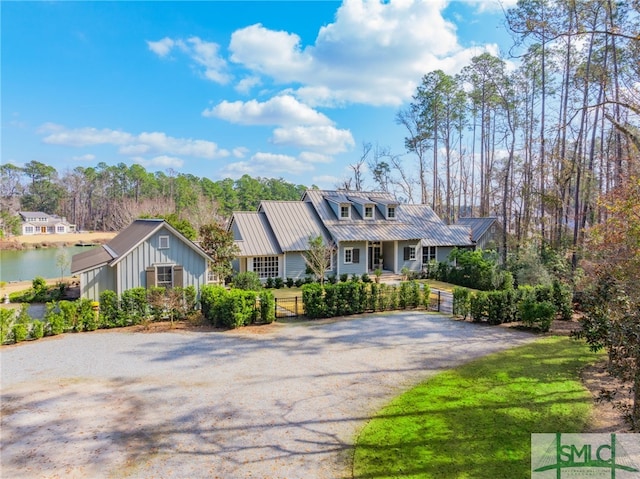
[455,217,498,242]
[259,201,332,251]
[231,212,282,256]
[71,219,211,273]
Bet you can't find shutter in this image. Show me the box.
[145,267,156,289]
[173,265,183,288]
[404,247,410,260]
[353,248,360,264]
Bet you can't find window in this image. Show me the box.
[159,235,170,249]
[156,265,173,288]
[387,206,396,219]
[253,256,279,279]
[404,246,416,261]
[364,205,374,219]
[344,247,359,264]
[56,225,65,233]
[344,247,353,264]
[25,226,34,234]
[422,246,436,264]
[340,204,350,219]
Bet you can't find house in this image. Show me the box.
[71,219,214,300]
[228,190,474,281]
[18,211,76,235]
[455,217,502,252]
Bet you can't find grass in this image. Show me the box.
[418,279,477,293]
[352,336,604,479]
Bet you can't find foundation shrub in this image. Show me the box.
[120,287,148,325]
[259,290,275,323]
[452,287,472,318]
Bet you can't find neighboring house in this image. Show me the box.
[455,217,502,252]
[71,219,214,301]
[18,211,76,235]
[228,190,474,281]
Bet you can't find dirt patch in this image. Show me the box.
[582,361,634,433]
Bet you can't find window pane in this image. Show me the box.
[253,256,279,278]
[157,266,173,287]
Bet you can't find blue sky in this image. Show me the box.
[2,0,516,189]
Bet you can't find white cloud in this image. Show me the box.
[271,125,354,154]
[147,36,230,84]
[146,37,175,57]
[235,76,262,95]
[133,155,184,169]
[203,95,332,126]
[463,0,518,14]
[221,152,315,178]
[40,124,229,160]
[311,175,342,188]
[228,0,496,106]
[298,151,333,164]
[232,147,249,158]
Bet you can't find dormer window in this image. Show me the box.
[340,204,351,219]
[364,205,374,219]
[387,206,396,219]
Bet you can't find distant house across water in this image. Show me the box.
[18,211,76,235]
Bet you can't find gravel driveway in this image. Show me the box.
[1,312,535,479]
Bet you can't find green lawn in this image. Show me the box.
[352,336,603,479]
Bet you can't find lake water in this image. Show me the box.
[0,246,97,282]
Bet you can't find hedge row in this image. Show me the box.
[200,285,275,328]
[301,281,431,319]
[452,280,572,332]
[0,286,199,345]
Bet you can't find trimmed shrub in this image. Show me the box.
[327,274,338,285]
[219,289,257,328]
[286,277,295,288]
[452,287,471,318]
[0,308,15,344]
[12,323,28,343]
[323,284,338,317]
[302,283,325,319]
[378,284,390,311]
[470,291,489,322]
[200,285,228,326]
[31,320,44,340]
[520,298,556,332]
[339,273,349,283]
[422,283,431,310]
[259,290,275,323]
[121,287,148,325]
[552,279,573,321]
[361,273,372,283]
[294,278,304,288]
[99,290,122,328]
[78,298,97,331]
[274,277,284,289]
[147,287,167,322]
[408,281,421,308]
[233,271,263,291]
[265,277,275,289]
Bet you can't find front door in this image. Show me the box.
[368,242,382,271]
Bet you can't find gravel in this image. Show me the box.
[1,312,536,479]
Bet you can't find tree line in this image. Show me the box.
[0,161,309,234]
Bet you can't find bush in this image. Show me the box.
[294,278,304,288]
[12,323,28,343]
[265,277,275,289]
[44,302,65,335]
[361,273,372,283]
[0,308,15,344]
[31,320,44,339]
[78,298,97,331]
[99,290,122,328]
[147,287,167,322]
[327,274,338,285]
[221,289,258,328]
[259,290,275,323]
[200,285,228,326]
[121,288,148,325]
[408,281,421,308]
[274,277,284,289]
[452,287,471,318]
[339,273,349,283]
[422,283,431,310]
[286,277,295,288]
[32,276,48,302]
[520,298,555,332]
[233,271,263,291]
[470,292,489,322]
[552,279,573,321]
[302,283,325,319]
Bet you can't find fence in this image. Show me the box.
[272,290,451,319]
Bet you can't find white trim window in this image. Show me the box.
[253,256,279,279]
[24,226,34,234]
[158,235,170,249]
[340,204,351,219]
[364,205,374,219]
[387,206,396,219]
[408,246,416,261]
[56,225,65,233]
[156,265,173,288]
[344,247,353,264]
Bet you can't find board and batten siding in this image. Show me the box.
[115,228,207,295]
[80,265,116,300]
[284,252,307,280]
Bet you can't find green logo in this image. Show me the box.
[532,433,640,478]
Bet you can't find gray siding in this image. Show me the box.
[80,266,116,301]
[116,227,207,295]
[284,252,307,280]
[436,246,455,263]
[337,241,367,276]
[397,240,422,272]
